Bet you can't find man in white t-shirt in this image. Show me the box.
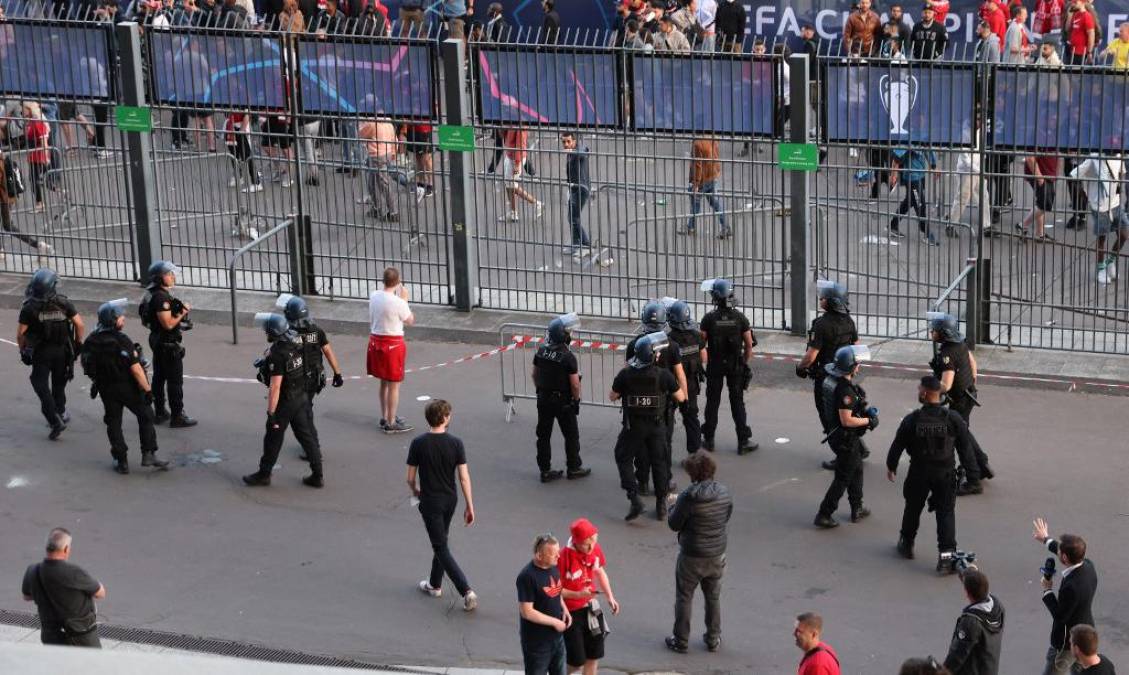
[368,267,415,433]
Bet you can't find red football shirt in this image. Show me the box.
[558,542,606,613]
[1068,9,1095,56]
[25,120,50,165]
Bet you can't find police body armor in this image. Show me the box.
[81,330,133,396]
[296,325,326,393]
[707,309,743,371]
[622,366,667,425]
[930,343,975,400]
[142,289,185,345]
[25,297,72,350]
[257,341,309,398]
[821,375,863,439]
[533,343,571,398]
[813,315,857,374]
[668,329,702,380]
[912,406,957,468]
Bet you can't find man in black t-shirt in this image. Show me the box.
[517,534,570,674]
[406,399,478,611]
[1071,625,1117,675]
[22,528,105,648]
[17,268,85,440]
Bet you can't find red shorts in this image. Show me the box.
[367,334,406,382]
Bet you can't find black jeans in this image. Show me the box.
[702,369,750,444]
[100,386,158,461]
[900,467,957,551]
[818,435,865,516]
[2,200,42,249]
[30,348,68,427]
[672,552,725,645]
[891,181,928,234]
[418,497,470,596]
[41,625,101,648]
[149,336,184,414]
[948,395,991,477]
[259,393,322,474]
[567,187,590,247]
[614,420,668,502]
[522,633,566,675]
[535,395,582,472]
[673,379,702,453]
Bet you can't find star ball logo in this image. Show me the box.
[879,72,919,135]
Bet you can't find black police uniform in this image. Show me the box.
[143,286,187,417]
[886,403,980,553]
[82,329,158,465]
[816,375,868,519]
[256,338,323,478]
[19,294,78,428]
[532,342,583,473]
[612,364,679,508]
[930,341,992,478]
[666,326,705,453]
[294,322,329,449]
[700,306,752,447]
[806,312,858,432]
[624,336,682,490]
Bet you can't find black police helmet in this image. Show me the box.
[630,336,657,369]
[825,345,870,377]
[703,278,735,305]
[546,312,579,346]
[27,268,58,301]
[255,312,291,340]
[97,298,128,329]
[928,312,962,343]
[668,300,695,330]
[147,260,178,286]
[283,295,309,324]
[818,280,849,314]
[640,301,667,331]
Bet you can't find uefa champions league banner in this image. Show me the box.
[297,38,433,117]
[632,54,776,135]
[993,66,1129,151]
[476,48,619,126]
[149,31,287,110]
[0,22,112,100]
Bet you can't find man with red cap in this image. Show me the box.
[558,518,620,675]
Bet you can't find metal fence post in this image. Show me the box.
[285,212,303,295]
[116,22,159,282]
[969,63,992,348]
[441,38,477,312]
[788,54,812,337]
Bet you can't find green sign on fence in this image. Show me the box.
[777,143,819,172]
[437,125,475,152]
[114,105,152,133]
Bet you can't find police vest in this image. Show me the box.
[81,330,132,386]
[533,344,572,394]
[931,343,974,396]
[820,375,842,429]
[813,314,857,369]
[622,366,666,420]
[668,329,702,375]
[911,406,957,465]
[707,310,743,366]
[262,342,309,398]
[26,298,71,347]
[296,325,326,392]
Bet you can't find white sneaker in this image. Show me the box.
[498,211,519,222]
[415,186,426,204]
[1098,266,1111,284]
[228,177,237,188]
[280,178,292,188]
[418,580,442,598]
[37,241,53,255]
[1107,260,1118,281]
[463,590,478,612]
[241,183,263,194]
[534,201,544,218]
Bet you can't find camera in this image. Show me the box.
[938,549,978,576]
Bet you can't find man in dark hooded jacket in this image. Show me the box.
[944,570,1005,675]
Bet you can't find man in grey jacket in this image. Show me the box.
[665,451,732,654]
[944,570,1005,675]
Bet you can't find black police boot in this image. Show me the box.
[737,438,759,455]
[981,463,995,480]
[170,413,198,428]
[897,537,915,559]
[242,472,271,487]
[141,452,170,470]
[850,505,871,523]
[153,404,170,424]
[656,497,668,520]
[112,458,130,475]
[813,513,839,529]
[821,458,838,471]
[302,469,324,488]
[956,480,983,496]
[566,467,592,480]
[937,551,956,575]
[625,496,645,522]
[701,437,715,452]
[704,635,721,652]
[539,469,564,483]
[664,636,688,654]
[48,419,66,441]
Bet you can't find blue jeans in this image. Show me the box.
[568,187,590,247]
[522,634,566,675]
[688,181,725,230]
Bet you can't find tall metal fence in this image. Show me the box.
[0,14,1126,353]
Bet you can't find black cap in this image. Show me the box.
[920,375,942,392]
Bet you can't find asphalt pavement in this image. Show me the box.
[1,314,1128,673]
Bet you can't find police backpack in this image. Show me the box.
[138,291,153,329]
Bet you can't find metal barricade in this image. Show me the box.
[499,322,636,421]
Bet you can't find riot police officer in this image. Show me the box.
[814,345,877,529]
[886,376,980,572]
[279,294,343,459]
[17,268,84,439]
[624,301,686,495]
[795,280,859,471]
[927,312,994,495]
[242,313,324,488]
[81,299,169,474]
[610,333,686,521]
[531,313,591,482]
[140,261,197,428]
[699,279,757,455]
[666,299,706,454]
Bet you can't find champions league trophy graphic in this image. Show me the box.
[879,72,918,135]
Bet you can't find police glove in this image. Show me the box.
[571,399,581,416]
[795,364,808,379]
[867,415,880,431]
[143,390,154,405]
[266,412,280,430]
[20,348,33,366]
[332,372,344,388]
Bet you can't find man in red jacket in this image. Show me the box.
[795,612,841,674]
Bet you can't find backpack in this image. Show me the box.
[3,156,24,197]
[138,291,153,329]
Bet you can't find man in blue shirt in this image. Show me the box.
[889,146,940,246]
[441,0,470,39]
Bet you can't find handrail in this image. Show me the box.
[228,217,292,345]
[933,259,977,310]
